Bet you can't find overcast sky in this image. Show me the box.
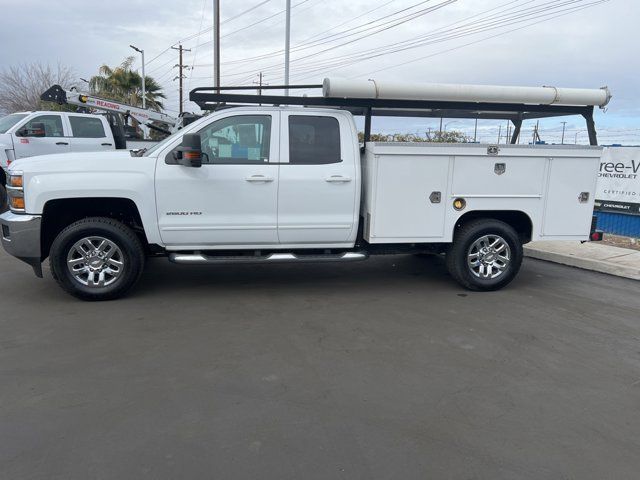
[1,0,638,144]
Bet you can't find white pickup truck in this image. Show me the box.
[0,79,608,300]
[0,108,163,210]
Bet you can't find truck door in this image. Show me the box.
[13,114,70,158]
[155,112,280,247]
[66,114,114,152]
[277,112,358,244]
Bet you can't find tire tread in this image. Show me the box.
[49,217,145,300]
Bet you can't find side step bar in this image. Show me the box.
[169,251,369,265]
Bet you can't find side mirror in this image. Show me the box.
[26,122,46,137]
[173,133,203,168]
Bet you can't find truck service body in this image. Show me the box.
[0,79,608,300]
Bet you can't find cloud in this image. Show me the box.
[1,0,637,143]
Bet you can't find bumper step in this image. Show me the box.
[168,251,369,265]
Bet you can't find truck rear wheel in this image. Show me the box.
[446,219,522,291]
[49,217,145,301]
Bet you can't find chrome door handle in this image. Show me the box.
[325,175,351,183]
[245,175,274,182]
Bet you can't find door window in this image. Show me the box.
[21,115,64,137]
[198,115,271,164]
[288,116,341,165]
[69,116,107,138]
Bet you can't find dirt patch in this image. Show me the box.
[602,233,640,251]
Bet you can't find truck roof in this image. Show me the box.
[11,111,101,117]
[215,105,349,115]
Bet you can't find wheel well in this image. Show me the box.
[41,197,147,259]
[0,168,6,186]
[454,210,533,244]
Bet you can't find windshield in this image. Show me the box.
[142,128,185,157]
[0,113,28,134]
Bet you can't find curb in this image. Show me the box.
[523,246,640,281]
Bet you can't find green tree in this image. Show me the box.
[357,130,470,143]
[88,56,165,111]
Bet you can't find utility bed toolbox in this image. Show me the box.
[361,142,602,243]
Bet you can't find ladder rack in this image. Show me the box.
[189,84,600,145]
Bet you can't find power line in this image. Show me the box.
[217,0,435,67]
[355,0,609,78]
[287,0,591,77]
[185,0,209,98]
[145,0,275,67]
[275,0,607,81]
[205,0,455,78]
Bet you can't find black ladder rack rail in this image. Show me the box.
[189,84,599,145]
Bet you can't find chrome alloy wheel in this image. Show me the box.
[66,236,124,287]
[467,234,511,279]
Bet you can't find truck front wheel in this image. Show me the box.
[446,219,523,291]
[49,217,145,301]
[0,184,7,212]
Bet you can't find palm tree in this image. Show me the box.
[89,56,166,111]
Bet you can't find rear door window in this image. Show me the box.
[288,116,341,165]
[69,116,107,138]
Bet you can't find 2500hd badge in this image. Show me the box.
[166,211,203,216]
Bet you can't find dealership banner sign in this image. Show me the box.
[595,147,640,215]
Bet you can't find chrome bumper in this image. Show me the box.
[0,211,43,277]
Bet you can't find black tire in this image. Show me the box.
[49,217,145,301]
[0,184,7,213]
[446,219,523,291]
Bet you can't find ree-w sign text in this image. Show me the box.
[595,147,640,215]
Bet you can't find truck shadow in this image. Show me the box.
[134,253,459,297]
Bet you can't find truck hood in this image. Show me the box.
[8,150,153,175]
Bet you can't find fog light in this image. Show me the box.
[453,198,466,211]
[9,196,25,211]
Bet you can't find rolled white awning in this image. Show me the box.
[322,78,611,108]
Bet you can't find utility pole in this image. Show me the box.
[253,72,268,106]
[439,117,443,136]
[505,120,510,144]
[497,124,502,144]
[284,0,291,95]
[129,45,146,109]
[532,120,540,144]
[253,72,266,96]
[473,118,478,142]
[213,0,220,93]
[560,121,567,145]
[172,44,191,115]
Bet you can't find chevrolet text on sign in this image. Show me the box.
[595,147,640,215]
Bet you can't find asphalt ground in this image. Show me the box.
[1,248,639,479]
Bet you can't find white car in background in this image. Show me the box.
[0,111,154,210]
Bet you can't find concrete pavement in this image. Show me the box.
[1,248,640,479]
[525,240,640,280]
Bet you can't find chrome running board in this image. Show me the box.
[169,251,369,265]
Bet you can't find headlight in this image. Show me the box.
[7,172,25,212]
[8,174,23,188]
